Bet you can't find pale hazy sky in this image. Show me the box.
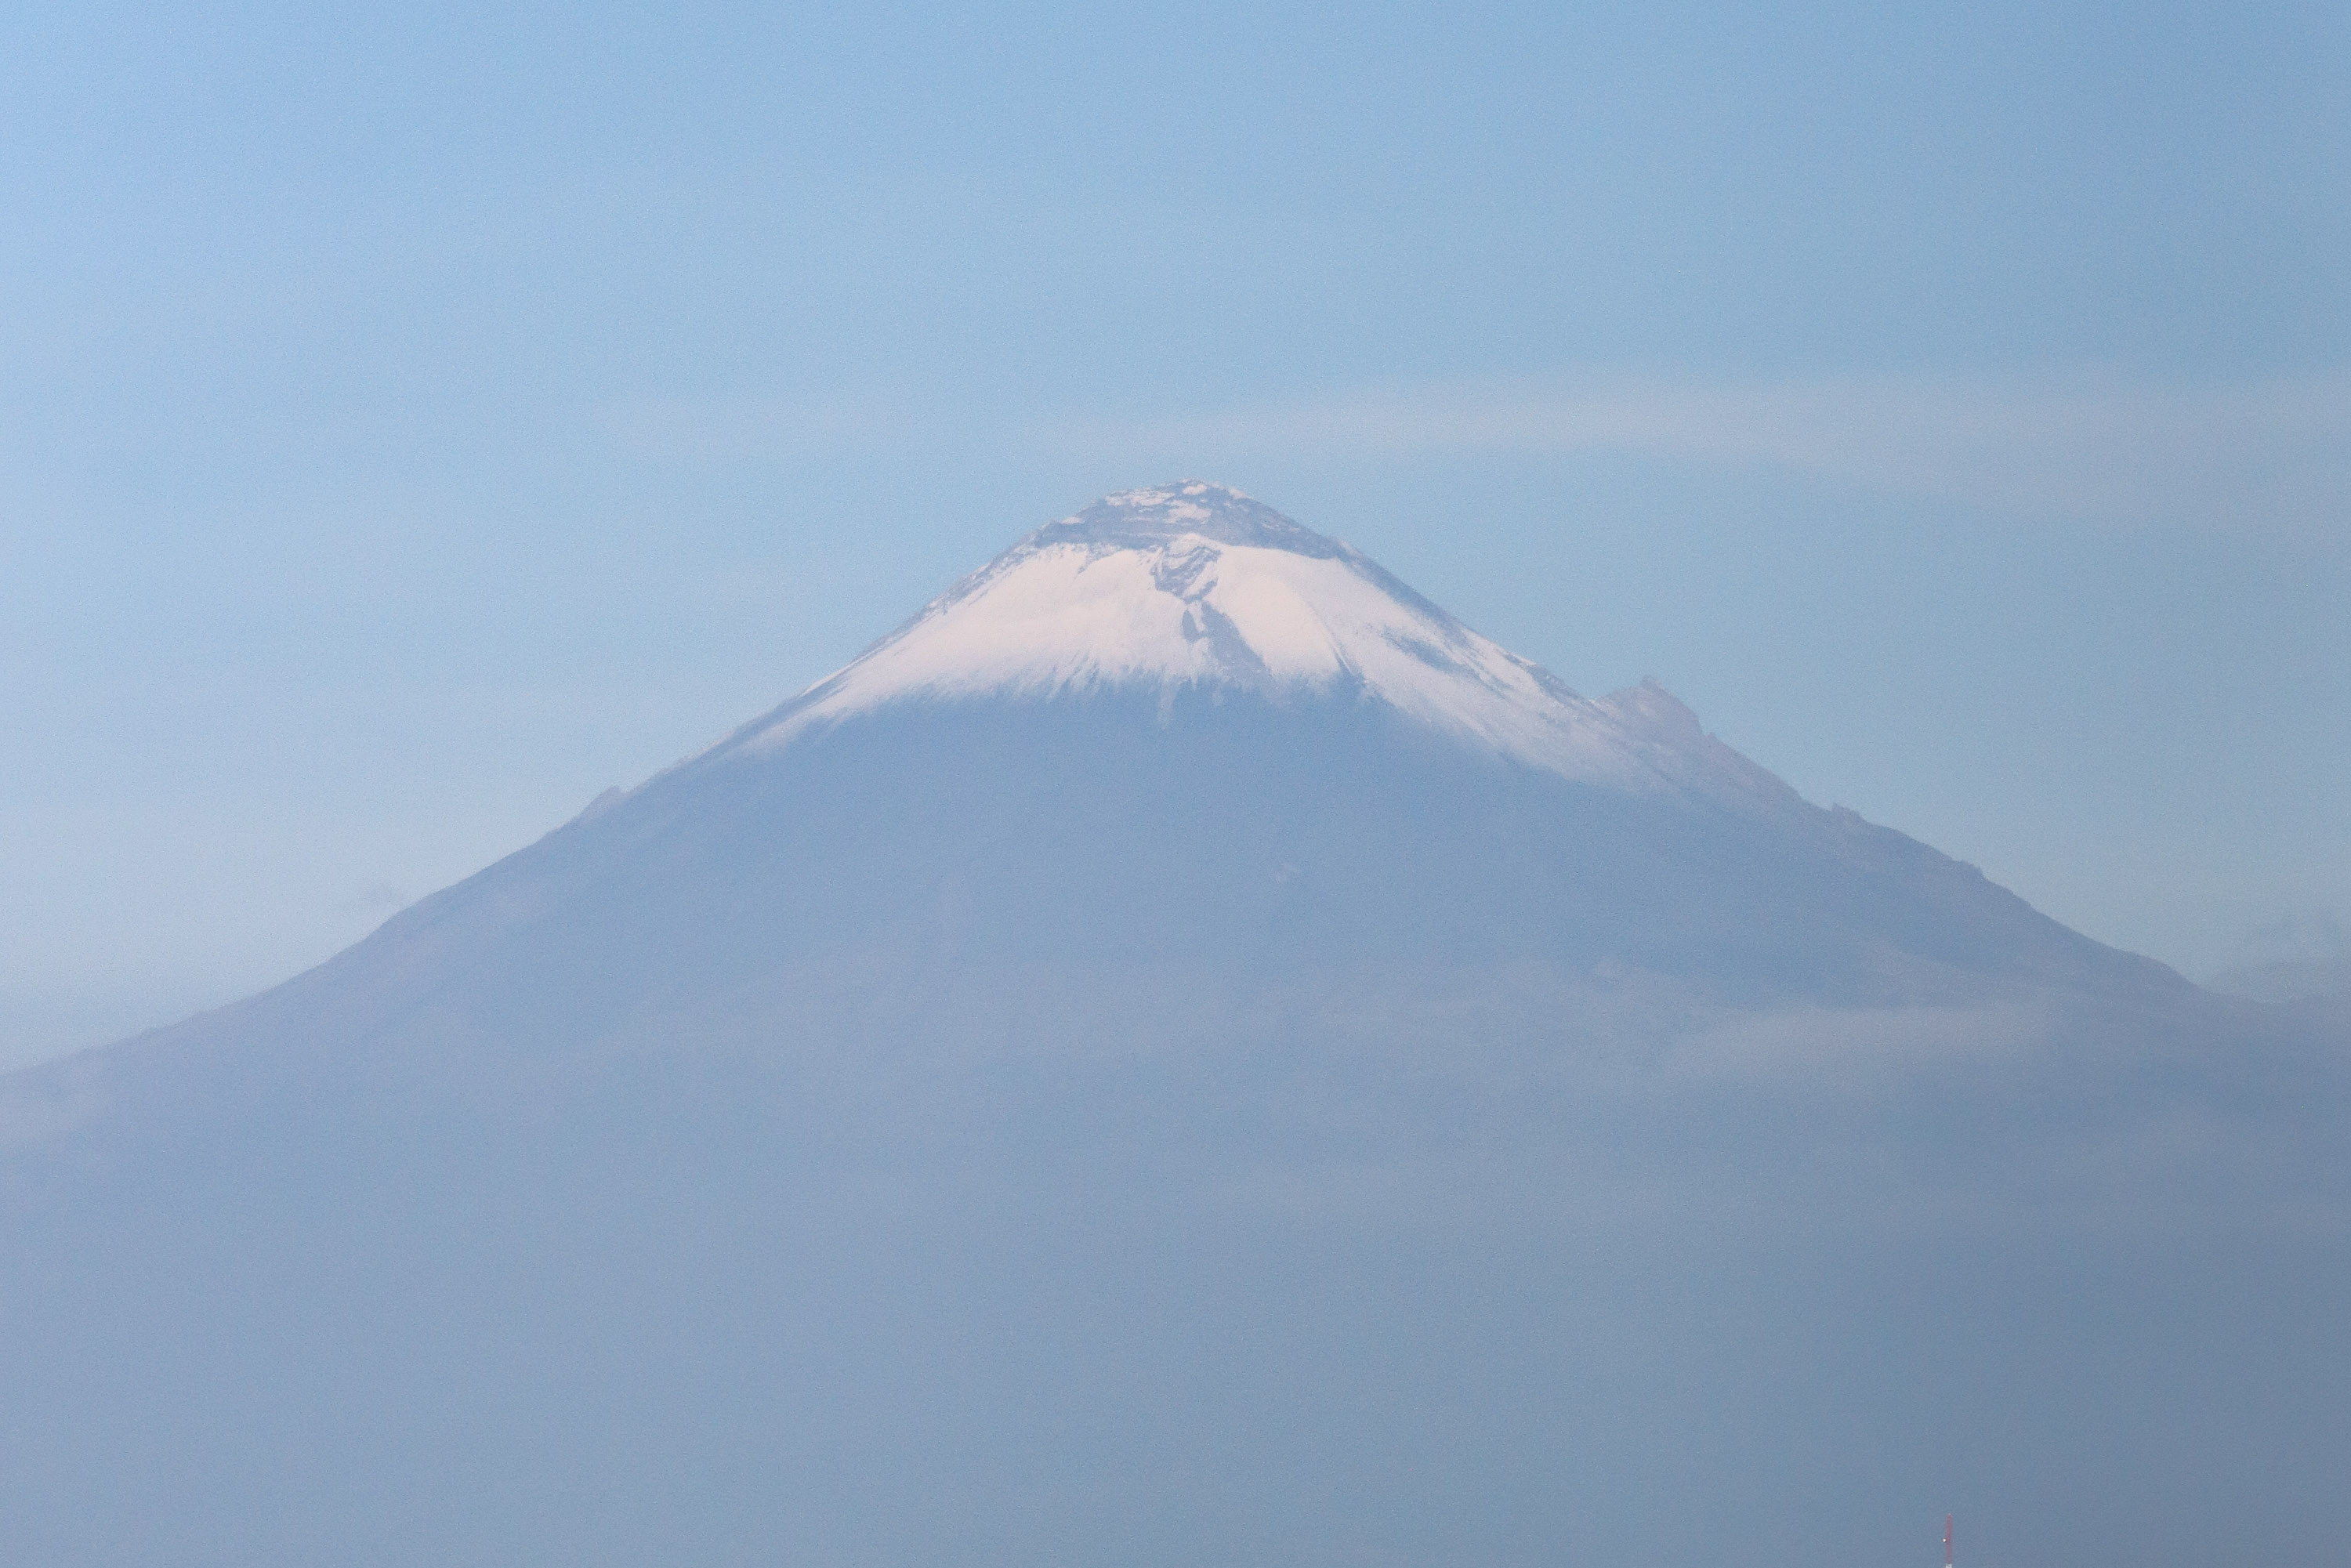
[4,0,2346,1063]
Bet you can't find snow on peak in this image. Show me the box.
[726,483,1794,806]
[1038,481,1344,556]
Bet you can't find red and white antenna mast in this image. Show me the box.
[1944,1514,1954,1568]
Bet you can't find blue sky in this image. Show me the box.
[3,0,2346,1062]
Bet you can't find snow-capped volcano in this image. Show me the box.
[725,482,1790,806]
[2,480,2324,1568]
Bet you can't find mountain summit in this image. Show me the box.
[719,481,1787,806]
